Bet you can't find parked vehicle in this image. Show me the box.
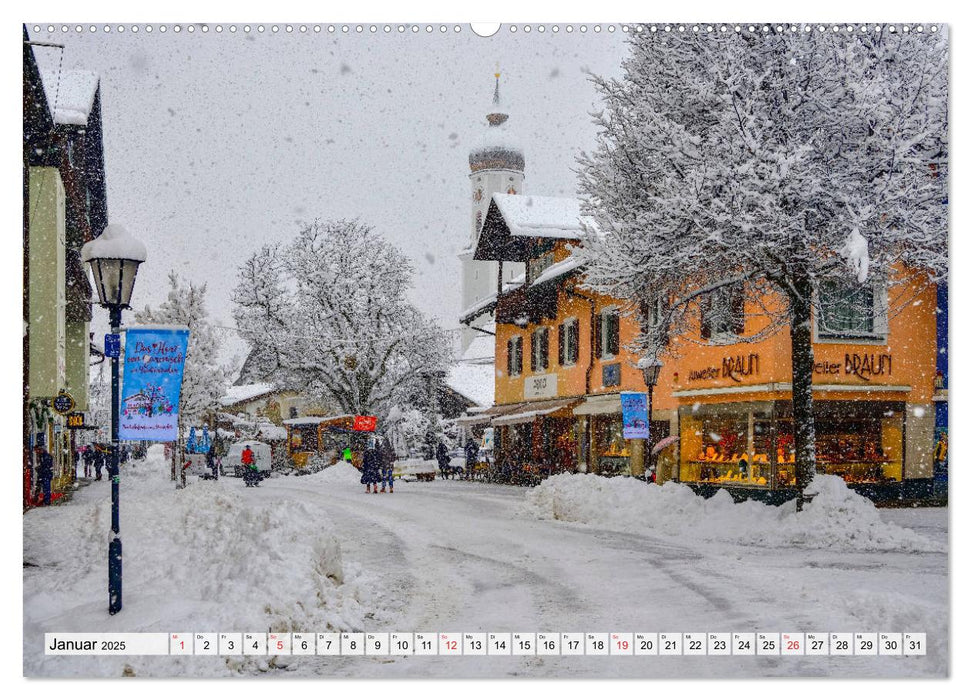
[222,441,272,478]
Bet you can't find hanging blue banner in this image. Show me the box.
[620,391,650,439]
[119,326,190,442]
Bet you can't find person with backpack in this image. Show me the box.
[436,441,451,480]
[241,445,259,487]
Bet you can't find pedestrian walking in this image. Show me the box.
[241,444,259,487]
[94,445,105,481]
[34,446,54,506]
[464,437,479,480]
[436,441,451,480]
[82,447,93,478]
[378,436,395,493]
[206,445,218,480]
[361,444,381,494]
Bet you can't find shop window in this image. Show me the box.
[700,284,745,341]
[595,308,621,358]
[594,414,630,475]
[558,318,579,366]
[531,327,549,372]
[507,336,523,376]
[817,280,887,341]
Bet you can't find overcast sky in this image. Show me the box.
[29,24,629,367]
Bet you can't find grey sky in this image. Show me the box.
[30,24,628,367]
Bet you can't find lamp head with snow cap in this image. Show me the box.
[81,223,147,309]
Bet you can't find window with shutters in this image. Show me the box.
[507,336,523,376]
[531,327,549,372]
[595,308,621,359]
[558,317,580,367]
[700,284,745,341]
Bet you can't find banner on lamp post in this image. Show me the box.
[118,326,190,442]
[620,391,650,440]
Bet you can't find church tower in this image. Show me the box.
[458,72,525,358]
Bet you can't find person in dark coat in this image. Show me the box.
[361,446,381,494]
[378,437,395,493]
[464,437,479,480]
[94,445,105,481]
[436,441,451,480]
[35,446,54,505]
[82,447,94,478]
[206,446,218,480]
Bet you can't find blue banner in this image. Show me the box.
[119,326,190,441]
[620,391,649,439]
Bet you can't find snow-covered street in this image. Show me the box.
[24,448,947,678]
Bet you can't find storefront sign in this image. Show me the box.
[688,354,760,383]
[620,392,649,439]
[353,415,377,432]
[119,326,190,441]
[524,373,558,399]
[813,353,893,381]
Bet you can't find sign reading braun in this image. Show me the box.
[118,326,189,442]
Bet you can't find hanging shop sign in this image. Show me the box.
[66,412,85,429]
[620,392,650,439]
[353,415,377,432]
[52,391,75,415]
[524,373,558,400]
[119,326,190,442]
[602,363,621,387]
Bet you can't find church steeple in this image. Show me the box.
[469,71,524,174]
[487,72,508,126]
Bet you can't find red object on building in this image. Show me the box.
[353,415,377,432]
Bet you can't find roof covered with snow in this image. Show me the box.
[492,194,588,240]
[219,382,275,406]
[460,328,496,365]
[40,70,99,126]
[446,362,495,408]
[530,255,584,288]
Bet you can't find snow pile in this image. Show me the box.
[298,461,362,485]
[24,445,374,677]
[522,473,943,553]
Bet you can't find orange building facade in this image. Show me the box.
[472,194,940,499]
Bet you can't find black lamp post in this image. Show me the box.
[81,224,146,616]
[640,357,663,480]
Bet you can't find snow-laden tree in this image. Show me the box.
[232,219,452,419]
[577,26,948,504]
[136,272,229,474]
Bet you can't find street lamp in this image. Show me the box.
[81,224,147,616]
[640,356,663,480]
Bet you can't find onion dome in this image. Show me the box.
[469,72,524,173]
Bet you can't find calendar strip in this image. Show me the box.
[45,632,927,656]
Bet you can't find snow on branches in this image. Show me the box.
[577,26,948,357]
[232,219,451,419]
[136,272,229,424]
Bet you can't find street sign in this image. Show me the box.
[52,391,76,415]
[105,333,121,358]
[66,412,86,429]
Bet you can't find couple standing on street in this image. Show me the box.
[362,436,395,494]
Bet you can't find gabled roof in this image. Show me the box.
[446,362,495,408]
[219,383,275,407]
[473,194,594,262]
[40,70,99,126]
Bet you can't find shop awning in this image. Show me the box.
[572,393,622,416]
[491,398,580,426]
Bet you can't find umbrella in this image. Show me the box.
[651,435,679,456]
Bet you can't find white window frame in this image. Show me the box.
[508,335,523,377]
[600,306,621,360]
[531,326,550,373]
[814,279,889,344]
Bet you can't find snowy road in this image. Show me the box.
[247,474,948,678]
[24,456,948,679]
